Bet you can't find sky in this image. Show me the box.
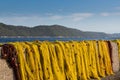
[0,0,120,33]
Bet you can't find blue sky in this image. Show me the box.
[0,0,120,33]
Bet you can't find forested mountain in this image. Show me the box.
[0,23,109,38]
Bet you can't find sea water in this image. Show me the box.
[0,37,118,43]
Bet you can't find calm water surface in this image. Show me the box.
[0,37,119,43]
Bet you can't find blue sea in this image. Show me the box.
[0,37,119,43]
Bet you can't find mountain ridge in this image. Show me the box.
[0,23,110,38]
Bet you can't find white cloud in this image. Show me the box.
[49,15,63,20]
[115,7,120,10]
[0,16,44,26]
[71,13,93,17]
[58,9,63,12]
[1,12,120,33]
[46,13,93,21]
[113,12,120,15]
[45,13,53,16]
[70,13,93,21]
[100,12,110,16]
[100,12,120,16]
[0,13,94,26]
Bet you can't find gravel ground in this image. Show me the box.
[101,72,120,80]
[0,59,15,80]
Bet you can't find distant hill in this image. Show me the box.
[0,23,109,38]
[108,33,120,39]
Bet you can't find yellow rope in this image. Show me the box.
[7,40,114,80]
